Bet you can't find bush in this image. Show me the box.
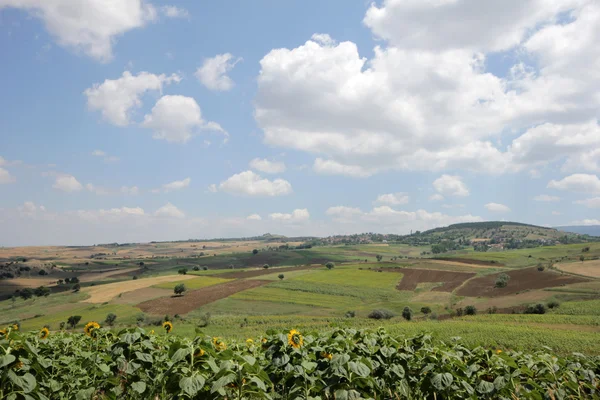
[487,306,498,314]
[464,305,477,315]
[72,283,81,292]
[34,286,50,297]
[67,315,81,328]
[367,309,395,320]
[402,306,413,321]
[203,266,208,271]
[174,283,186,296]
[263,264,269,269]
[178,268,188,275]
[376,255,383,262]
[525,303,547,314]
[105,313,117,326]
[345,311,356,318]
[325,262,335,270]
[537,264,545,271]
[252,249,259,255]
[547,300,560,309]
[495,273,510,288]
[132,275,138,280]
[193,266,200,271]
[19,288,34,300]
[278,274,284,280]
[197,312,211,328]
[420,306,432,315]
[38,269,47,276]
[455,307,464,317]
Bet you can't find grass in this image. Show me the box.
[552,299,600,316]
[292,267,402,289]
[152,276,232,290]
[0,291,89,325]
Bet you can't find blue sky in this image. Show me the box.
[0,0,599,246]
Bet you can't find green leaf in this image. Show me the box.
[211,374,235,394]
[124,380,143,394]
[8,371,36,393]
[476,380,495,394]
[272,353,290,367]
[242,355,256,366]
[249,376,267,391]
[180,375,206,397]
[431,372,453,391]
[135,351,153,363]
[348,361,370,378]
[75,387,95,400]
[171,348,189,363]
[0,354,16,368]
[98,363,110,373]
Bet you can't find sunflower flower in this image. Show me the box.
[40,327,50,340]
[12,324,18,331]
[496,349,502,354]
[83,322,100,338]
[246,338,254,345]
[287,329,303,349]
[320,351,333,360]
[212,337,227,351]
[193,348,205,358]
[0,328,6,338]
[163,321,173,334]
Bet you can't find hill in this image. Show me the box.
[556,225,600,237]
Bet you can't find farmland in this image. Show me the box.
[0,223,599,358]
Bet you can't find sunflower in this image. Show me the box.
[193,348,205,358]
[13,361,23,370]
[0,328,6,338]
[150,330,155,335]
[212,337,227,351]
[287,329,303,349]
[83,322,100,337]
[163,321,173,334]
[12,324,18,331]
[246,338,254,345]
[39,327,50,340]
[320,351,333,360]
[261,338,267,344]
[496,349,502,354]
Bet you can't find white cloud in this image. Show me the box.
[53,175,83,192]
[207,184,217,193]
[269,209,310,222]
[85,71,181,126]
[313,158,373,178]
[571,219,600,226]
[217,170,292,197]
[0,167,15,184]
[548,174,600,194]
[374,193,409,206]
[429,194,444,201]
[485,203,511,213]
[195,53,240,91]
[121,186,139,196]
[154,202,184,218]
[17,201,38,216]
[533,195,560,202]
[160,5,189,19]
[311,33,336,46]
[91,150,119,163]
[162,178,191,192]
[574,197,600,209]
[0,0,158,62]
[85,183,111,195]
[247,214,262,221]
[433,175,469,197]
[249,158,286,174]
[142,95,227,143]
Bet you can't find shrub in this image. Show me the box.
[105,313,117,326]
[203,266,208,271]
[420,306,432,315]
[537,263,545,271]
[487,306,498,314]
[325,262,335,270]
[525,303,547,314]
[455,307,464,317]
[464,305,477,315]
[278,274,284,280]
[34,286,50,297]
[367,309,395,320]
[345,311,356,318]
[252,249,259,255]
[178,268,188,275]
[402,306,413,321]
[174,283,186,296]
[72,283,81,292]
[38,269,47,276]
[263,264,269,269]
[67,315,82,328]
[495,273,510,288]
[376,255,383,262]
[193,266,200,271]
[19,288,34,300]
[197,312,211,328]
[132,275,138,280]
[547,300,560,309]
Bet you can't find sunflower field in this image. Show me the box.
[1,323,599,399]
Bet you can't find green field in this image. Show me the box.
[152,276,231,290]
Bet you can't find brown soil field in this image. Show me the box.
[456,267,588,297]
[78,267,140,282]
[556,260,600,278]
[82,274,198,303]
[110,287,173,305]
[424,259,507,270]
[432,257,503,267]
[381,268,476,292]
[210,265,322,279]
[138,279,271,315]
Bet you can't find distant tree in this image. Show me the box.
[59,322,66,330]
[325,262,335,270]
[132,275,138,280]
[537,263,545,271]
[57,279,64,285]
[139,261,145,266]
[70,277,79,284]
[376,255,383,262]
[420,306,432,315]
[34,286,50,297]
[455,307,464,317]
[193,266,200,271]
[252,249,259,255]
[174,283,186,296]
[402,306,413,321]
[178,268,188,275]
[582,247,590,253]
[105,313,117,326]
[580,255,585,262]
[67,315,82,328]
[525,303,546,314]
[495,273,510,288]
[19,288,34,300]
[367,309,394,320]
[464,305,477,315]
[278,274,284,280]
[263,264,269,269]
[547,300,560,309]
[345,311,356,318]
[72,283,81,292]
[203,266,208,271]
[38,269,48,276]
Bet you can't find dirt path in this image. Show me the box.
[210,265,322,279]
[137,279,271,315]
[380,268,475,292]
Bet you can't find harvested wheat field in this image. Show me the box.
[381,268,476,292]
[110,287,173,305]
[82,274,197,303]
[210,265,322,279]
[78,267,140,282]
[456,267,588,297]
[138,279,271,315]
[556,260,600,278]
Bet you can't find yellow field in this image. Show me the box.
[82,274,197,303]
[556,259,600,278]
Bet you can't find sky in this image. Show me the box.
[0,0,599,246]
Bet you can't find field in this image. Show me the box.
[1,232,600,358]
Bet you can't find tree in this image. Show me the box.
[325,262,335,270]
[105,313,117,326]
[420,306,432,315]
[580,255,585,262]
[376,255,383,262]
[174,283,186,296]
[278,274,285,280]
[464,305,477,315]
[70,277,80,284]
[38,269,47,276]
[34,286,50,297]
[132,275,138,280]
[67,315,82,328]
[72,283,81,292]
[193,266,200,271]
[19,288,34,300]
[263,264,269,269]
[252,249,259,255]
[495,273,510,288]
[178,268,188,275]
[402,306,413,321]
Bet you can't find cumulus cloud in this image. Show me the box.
[485,203,511,213]
[195,53,241,91]
[533,195,560,202]
[269,209,310,222]
[249,158,286,174]
[433,175,469,197]
[548,174,600,194]
[85,71,181,126]
[247,214,262,220]
[162,178,191,192]
[53,175,83,192]
[374,193,409,206]
[142,95,227,143]
[574,197,600,209]
[216,170,292,197]
[0,0,158,62]
[0,167,15,184]
[154,202,184,218]
[313,158,373,178]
